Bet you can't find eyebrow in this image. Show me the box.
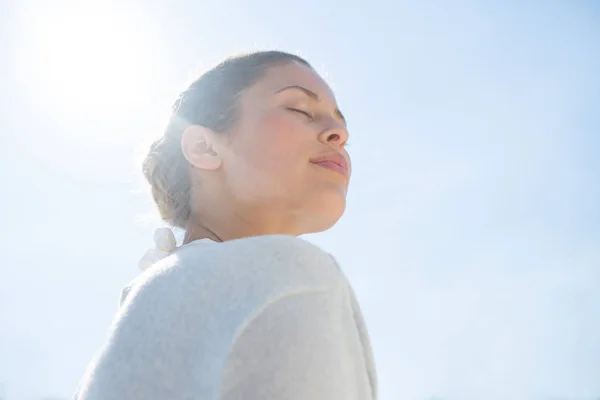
[275,85,347,126]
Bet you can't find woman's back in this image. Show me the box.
[75,235,377,400]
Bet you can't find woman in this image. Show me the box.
[75,51,377,400]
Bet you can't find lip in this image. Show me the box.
[310,152,349,178]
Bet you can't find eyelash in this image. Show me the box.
[286,107,313,120]
[287,107,351,147]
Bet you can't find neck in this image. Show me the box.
[183,203,302,245]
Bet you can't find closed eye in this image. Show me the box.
[286,107,313,119]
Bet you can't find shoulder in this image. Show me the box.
[175,234,345,294]
[119,234,347,327]
[76,237,352,400]
[114,235,347,382]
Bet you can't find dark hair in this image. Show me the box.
[142,51,311,228]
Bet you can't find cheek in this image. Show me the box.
[230,112,312,195]
[255,114,303,161]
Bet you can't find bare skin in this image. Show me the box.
[181,61,350,243]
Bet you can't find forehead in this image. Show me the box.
[247,61,338,104]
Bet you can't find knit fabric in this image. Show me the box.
[74,235,377,400]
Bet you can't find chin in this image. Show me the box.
[304,192,347,234]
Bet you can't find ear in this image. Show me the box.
[181,125,222,170]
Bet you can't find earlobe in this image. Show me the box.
[181,125,222,170]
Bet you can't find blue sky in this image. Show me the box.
[1,0,599,399]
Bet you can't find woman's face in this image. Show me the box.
[216,61,351,235]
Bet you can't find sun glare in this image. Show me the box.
[16,3,167,120]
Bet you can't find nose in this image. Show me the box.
[318,121,349,150]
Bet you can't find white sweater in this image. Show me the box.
[75,235,377,400]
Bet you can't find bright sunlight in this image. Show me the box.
[14,3,168,121]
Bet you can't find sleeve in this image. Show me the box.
[219,287,354,400]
